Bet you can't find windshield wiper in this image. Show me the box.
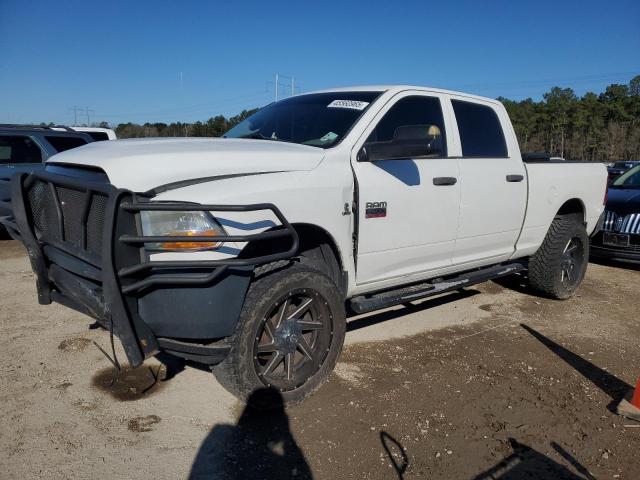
[234,132,277,141]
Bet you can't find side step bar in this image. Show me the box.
[349,262,525,314]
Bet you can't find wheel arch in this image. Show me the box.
[556,198,586,224]
[293,223,346,294]
[240,222,347,294]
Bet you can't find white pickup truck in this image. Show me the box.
[2,86,607,406]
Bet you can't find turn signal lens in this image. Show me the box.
[159,229,221,250]
[140,210,226,252]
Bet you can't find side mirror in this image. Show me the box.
[360,124,444,162]
[357,146,369,162]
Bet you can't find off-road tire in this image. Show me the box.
[213,263,346,407]
[528,214,589,299]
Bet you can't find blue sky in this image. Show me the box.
[1,0,638,126]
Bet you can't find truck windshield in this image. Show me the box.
[224,91,382,148]
[611,164,640,189]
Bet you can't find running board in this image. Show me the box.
[349,262,525,314]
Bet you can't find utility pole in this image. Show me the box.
[271,74,297,100]
[85,106,95,126]
[70,106,82,126]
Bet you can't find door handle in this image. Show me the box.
[506,174,524,182]
[432,177,457,186]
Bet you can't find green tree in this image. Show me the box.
[111,81,639,160]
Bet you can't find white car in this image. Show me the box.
[51,126,117,141]
[3,86,607,406]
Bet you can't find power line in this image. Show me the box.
[69,105,95,126]
[95,91,272,119]
[453,71,639,93]
[269,73,300,101]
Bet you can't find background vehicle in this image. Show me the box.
[0,125,94,228]
[54,126,117,141]
[607,160,640,183]
[2,86,608,405]
[591,164,640,262]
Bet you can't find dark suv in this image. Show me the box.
[607,160,640,183]
[0,125,94,228]
[591,164,640,262]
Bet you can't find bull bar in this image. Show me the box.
[1,171,299,367]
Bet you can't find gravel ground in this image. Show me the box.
[1,239,639,479]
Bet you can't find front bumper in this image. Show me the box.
[590,231,640,263]
[2,171,298,367]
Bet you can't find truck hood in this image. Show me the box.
[47,137,325,192]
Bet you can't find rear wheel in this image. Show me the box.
[213,263,346,407]
[528,214,589,299]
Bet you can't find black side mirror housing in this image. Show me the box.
[357,147,369,162]
[359,124,444,162]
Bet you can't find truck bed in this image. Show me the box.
[513,161,607,259]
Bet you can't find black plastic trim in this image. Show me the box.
[432,176,457,186]
[506,174,524,182]
[146,171,283,196]
[590,245,640,262]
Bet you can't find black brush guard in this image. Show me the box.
[2,171,299,367]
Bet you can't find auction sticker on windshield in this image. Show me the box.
[327,100,370,110]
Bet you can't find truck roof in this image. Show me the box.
[305,85,502,106]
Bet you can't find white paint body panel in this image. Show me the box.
[49,137,325,192]
[350,90,460,284]
[448,97,528,265]
[46,85,608,298]
[51,127,118,140]
[514,162,608,257]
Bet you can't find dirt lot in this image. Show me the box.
[1,239,639,479]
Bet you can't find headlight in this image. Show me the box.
[140,210,226,251]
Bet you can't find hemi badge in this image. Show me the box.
[365,201,387,219]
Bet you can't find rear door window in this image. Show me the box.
[45,135,88,153]
[452,100,508,158]
[0,135,43,164]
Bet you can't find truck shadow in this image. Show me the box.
[374,432,591,479]
[520,323,631,413]
[189,387,313,480]
[472,438,593,479]
[491,271,533,296]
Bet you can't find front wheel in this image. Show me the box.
[528,214,589,299]
[213,263,346,407]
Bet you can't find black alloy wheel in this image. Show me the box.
[254,288,334,391]
[560,236,585,288]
